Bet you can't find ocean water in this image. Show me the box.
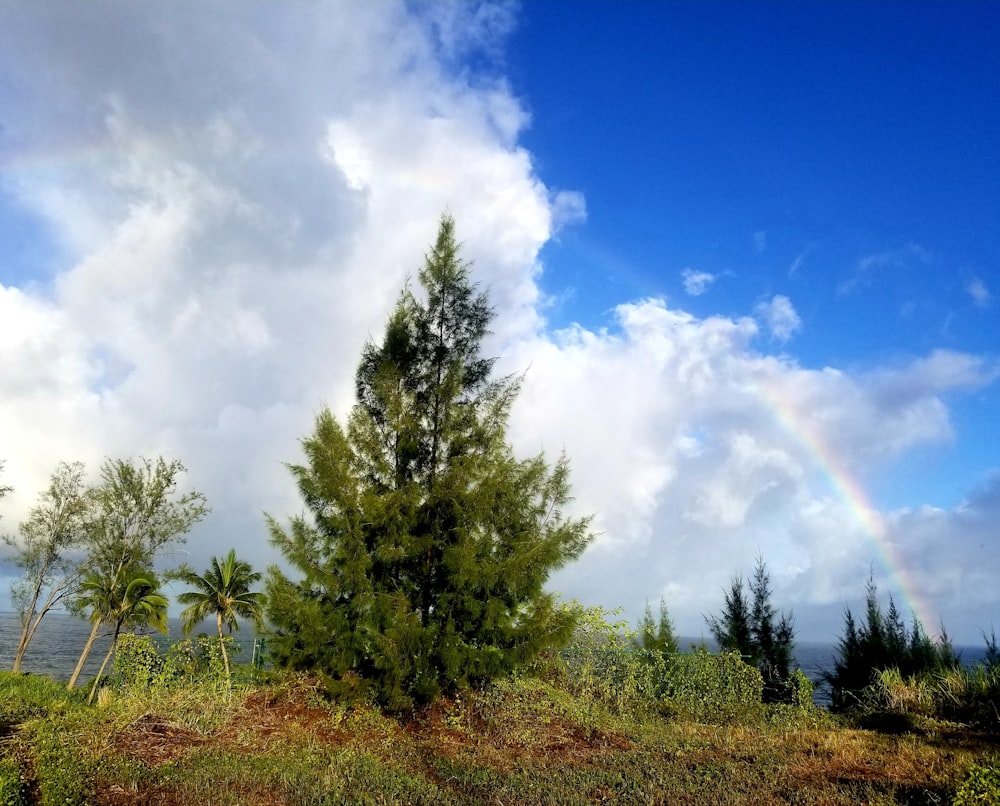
[1,613,990,708]
[0,611,256,683]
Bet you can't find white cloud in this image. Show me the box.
[838,243,931,296]
[0,0,558,599]
[753,230,767,253]
[498,295,999,640]
[754,294,802,342]
[681,268,716,296]
[965,276,993,308]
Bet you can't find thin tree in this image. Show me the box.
[266,215,593,708]
[81,567,169,704]
[174,549,264,682]
[4,462,95,672]
[66,456,207,689]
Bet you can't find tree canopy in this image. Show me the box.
[266,215,593,708]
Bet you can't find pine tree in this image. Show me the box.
[707,576,753,657]
[634,598,678,655]
[824,575,960,711]
[266,215,593,708]
[707,556,796,702]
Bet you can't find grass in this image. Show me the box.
[0,669,997,805]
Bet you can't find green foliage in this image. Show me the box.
[66,456,207,689]
[0,672,84,723]
[787,667,816,709]
[29,718,94,806]
[547,603,664,718]
[113,634,244,693]
[114,633,167,689]
[952,757,1000,806]
[824,576,959,712]
[4,461,95,674]
[0,757,27,806]
[660,649,765,723]
[706,555,796,703]
[266,215,592,708]
[545,603,776,725]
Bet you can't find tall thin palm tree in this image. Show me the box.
[175,549,264,682]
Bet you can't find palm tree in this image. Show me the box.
[174,549,264,682]
[67,566,126,690]
[68,566,169,702]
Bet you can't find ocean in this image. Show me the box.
[0,613,990,708]
[0,611,257,683]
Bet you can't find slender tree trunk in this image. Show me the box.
[87,619,122,703]
[12,617,34,674]
[67,620,103,690]
[87,621,123,705]
[11,584,43,674]
[217,611,231,684]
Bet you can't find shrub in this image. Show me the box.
[114,633,166,689]
[113,634,239,694]
[660,649,764,723]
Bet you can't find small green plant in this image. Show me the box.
[952,756,1000,806]
[0,757,27,806]
[114,633,166,689]
[31,720,93,806]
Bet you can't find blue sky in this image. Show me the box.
[0,1,997,643]
[511,0,1000,506]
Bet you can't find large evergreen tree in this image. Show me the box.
[266,216,592,708]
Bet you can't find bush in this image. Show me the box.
[114,633,166,689]
[113,634,239,694]
[660,649,764,723]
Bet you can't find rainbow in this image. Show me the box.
[758,379,937,632]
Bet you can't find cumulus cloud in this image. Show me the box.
[502,298,998,640]
[0,2,997,645]
[681,268,716,296]
[0,0,556,595]
[754,294,802,342]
